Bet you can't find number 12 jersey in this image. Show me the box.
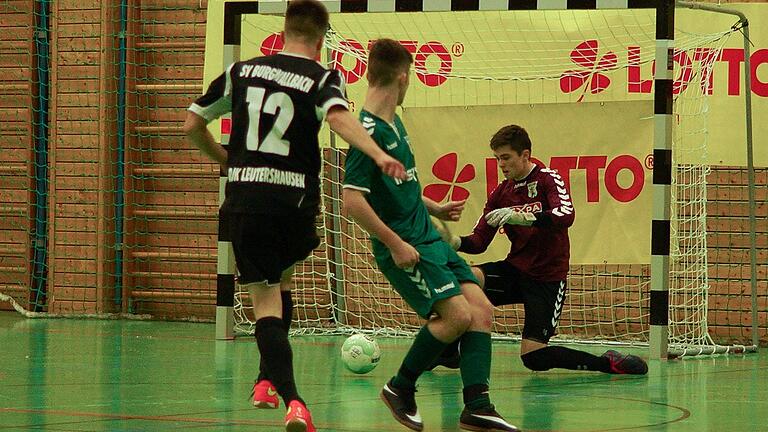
[188,52,349,215]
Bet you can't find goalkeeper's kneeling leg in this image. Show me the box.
[520,348,554,372]
[521,345,631,373]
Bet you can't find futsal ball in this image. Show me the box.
[341,334,381,374]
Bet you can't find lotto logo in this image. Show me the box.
[532,155,651,203]
[259,33,463,87]
[423,153,652,204]
[560,39,768,100]
[422,153,474,202]
[560,40,617,101]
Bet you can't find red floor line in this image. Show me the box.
[0,407,408,432]
[0,407,276,427]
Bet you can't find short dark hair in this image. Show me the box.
[490,125,532,154]
[367,39,413,87]
[285,0,329,43]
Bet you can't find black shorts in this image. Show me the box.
[224,211,320,285]
[478,260,567,343]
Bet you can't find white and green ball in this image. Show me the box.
[341,334,381,374]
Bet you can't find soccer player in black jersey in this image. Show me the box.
[183,2,405,431]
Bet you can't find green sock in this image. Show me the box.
[459,331,492,410]
[392,325,447,389]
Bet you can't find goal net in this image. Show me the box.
[229,8,741,354]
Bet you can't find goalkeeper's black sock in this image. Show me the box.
[254,316,303,405]
[521,346,610,372]
[256,291,294,382]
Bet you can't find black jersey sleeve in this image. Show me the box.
[315,69,349,120]
[188,63,234,122]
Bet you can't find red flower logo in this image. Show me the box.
[423,153,475,202]
[560,40,617,102]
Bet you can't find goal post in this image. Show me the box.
[669,0,758,357]
[649,0,674,360]
[207,0,755,357]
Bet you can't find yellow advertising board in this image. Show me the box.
[201,1,766,264]
[403,102,652,265]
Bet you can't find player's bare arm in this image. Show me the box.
[451,204,499,254]
[326,107,406,180]
[183,111,227,169]
[424,196,465,249]
[422,196,466,222]
[342,188,419,268]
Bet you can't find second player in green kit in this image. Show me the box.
[342,39,518,432]
[344,113,476,318]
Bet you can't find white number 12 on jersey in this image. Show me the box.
[245,87,294,156]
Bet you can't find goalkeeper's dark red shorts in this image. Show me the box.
[224,211,320,285]
[477,260,567,344]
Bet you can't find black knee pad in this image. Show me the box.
[521,348,553,371]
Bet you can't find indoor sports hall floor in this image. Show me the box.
[0,312,765,432]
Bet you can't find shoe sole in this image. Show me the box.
[379,391,424,432]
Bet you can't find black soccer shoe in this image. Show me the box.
[459,404,519,432]
[426,350,461,371]
[602,349,649,375]
[380,379,423,431]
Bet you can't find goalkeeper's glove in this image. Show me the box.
[485,207,536,227]
[434,220,461,250]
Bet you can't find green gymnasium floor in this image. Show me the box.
[0,312,765,432]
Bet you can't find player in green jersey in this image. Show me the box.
[342,39,518,432]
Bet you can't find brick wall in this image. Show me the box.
[707,167,767,344]
[122,0,215,318]
[47,0,118,314]
[0,0,34,307]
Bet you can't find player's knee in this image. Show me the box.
[442,307,471,337]
[521,348,553,372]
[470,298,494,330]
[453,308,472,333]
[435,297,472,337]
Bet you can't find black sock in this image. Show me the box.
[257,291,294,383]
[463,383,491,411]
[521,346,610,372]
[281,290,294,329]
[254,316,303,405]
[441,339,460,359]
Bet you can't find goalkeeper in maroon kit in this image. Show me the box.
[436,124,648,375]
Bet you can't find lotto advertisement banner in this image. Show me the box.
[203,1,767,264]
[402,102,652,265]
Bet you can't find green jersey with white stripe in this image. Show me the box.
[343,110,440,254]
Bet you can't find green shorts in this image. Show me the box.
[373,240,479,319]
